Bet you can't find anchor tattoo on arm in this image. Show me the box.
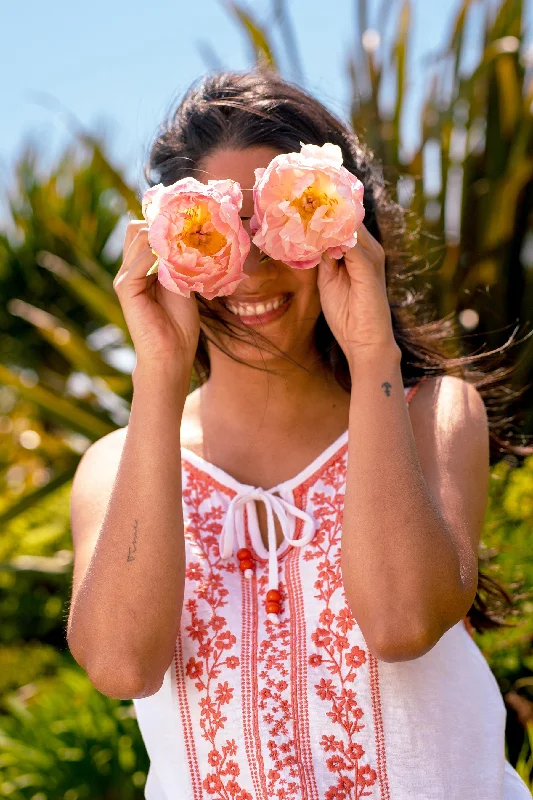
[381,381,392,396]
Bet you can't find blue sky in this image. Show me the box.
[2,0,527,207]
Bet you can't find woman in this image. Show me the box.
[67,70,533,799]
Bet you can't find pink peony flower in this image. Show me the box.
[250,142,365,269]
[141,177,250,300]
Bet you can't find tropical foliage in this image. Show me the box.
[0,0,532,796]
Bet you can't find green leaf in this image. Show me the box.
[449,0,475,94]
[42,214,116,291]
[84,137,142,217]
[36,250,129,335]
[0,466,77,527]
[392,0,410,166]
[229,3,277,67]
[494,52,521,139]
[482,158,533,249]
[271,0,304,83]
[490,0,523,42]
[8,298,116,377]
[0,364,115,439]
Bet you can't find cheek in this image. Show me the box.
[294,269,320,298]
[291,273,322,317]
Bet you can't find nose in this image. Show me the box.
[241,221,276,281]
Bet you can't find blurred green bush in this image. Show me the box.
[0,665,148,799]
[478,454,533,772]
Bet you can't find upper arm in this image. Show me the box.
[68,427,127,634]
[409,375,489,615]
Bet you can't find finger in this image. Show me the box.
[123,220,147,259]
[355,222,370,241]
[344,224,384,267]
[354,222,382,256]
[116,226,151,281]
[321,253,339,274]
[114,248,158,295]
[122,220,148,261]
[126,226,151,262]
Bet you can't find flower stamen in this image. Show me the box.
[179,203,228,256]
[290,182,339,228]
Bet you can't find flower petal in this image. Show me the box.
[251,142,365,267]
[141,177,250,299]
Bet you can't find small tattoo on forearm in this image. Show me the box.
[381,381,392,396]
[127,519,138,562]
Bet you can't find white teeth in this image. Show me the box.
[226,294,288,316]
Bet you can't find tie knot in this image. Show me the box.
[236,487,276,505]
[219,486,316,560]
[219,485,317,623]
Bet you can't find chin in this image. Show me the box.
[199,291,320,356]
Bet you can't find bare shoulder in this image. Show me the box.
[409,374,487,421]
[70,427,129,520]
[72,385,203,510]
[407,374,488,461]
[72,427,128,487]
[68,427,131,614]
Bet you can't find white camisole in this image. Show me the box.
[132,382,532,799]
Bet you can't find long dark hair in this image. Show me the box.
[143,68,533,633]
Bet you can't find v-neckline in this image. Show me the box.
[180,426,350,496]
[180,383,415,495]
[181,426,350,562]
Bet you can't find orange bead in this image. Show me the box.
[266,589,281,602]
[239,559,254,572]
[266,601,280,614]
[237,548,252,561]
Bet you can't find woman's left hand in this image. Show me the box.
[316,223,400,364]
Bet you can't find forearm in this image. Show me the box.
[69,364,190,693]
[341,347,464,659]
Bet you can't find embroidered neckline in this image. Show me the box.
[180,384,419,565]
[181,433,349,565]
[180,384,416,496]
[180,426,349,496]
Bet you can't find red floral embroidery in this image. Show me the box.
[179,463,251,798]
[174,389,411,798]
[255,571,302,800]
[304,452,379,799]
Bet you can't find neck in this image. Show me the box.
[199,338,350,438]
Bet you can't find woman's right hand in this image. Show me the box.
[114,221,201,374]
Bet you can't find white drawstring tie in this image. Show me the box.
[219,487,316,623]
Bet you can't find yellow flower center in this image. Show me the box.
[178,203,227,256]
[290,182,338,228]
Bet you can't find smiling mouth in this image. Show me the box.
[222,293,292,317]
